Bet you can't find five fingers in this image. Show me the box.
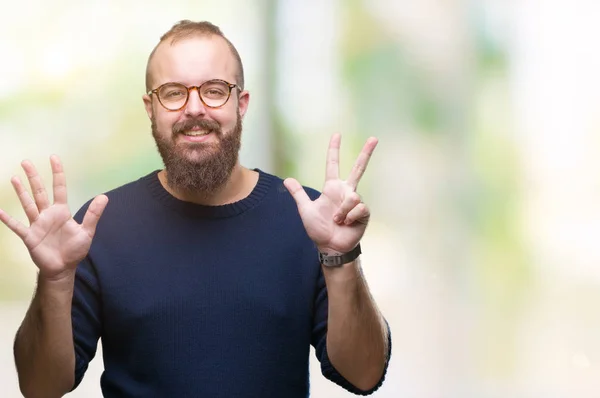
[0,156,109,245]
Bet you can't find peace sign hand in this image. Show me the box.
[284,134,377,255]
[0,156,108,281]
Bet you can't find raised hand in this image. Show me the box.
[284,133,377,255]
[0,156,108,280]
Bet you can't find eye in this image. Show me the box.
[201,81,230,99]
[158,84,188,101]
[206,88,225,96]
[165,90,186,98]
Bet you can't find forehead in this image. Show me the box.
[150,36,237,86]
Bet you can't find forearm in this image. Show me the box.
[14,272,77,398]
[324,257,389,391]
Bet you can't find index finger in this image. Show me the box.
[50,155,68,204]
[325,133,341,181]
[346,137,378,190]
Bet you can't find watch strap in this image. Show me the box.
[319,244,362,267]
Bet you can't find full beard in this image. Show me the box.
[151,113,242,196]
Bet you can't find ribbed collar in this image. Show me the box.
[143,169,272,219]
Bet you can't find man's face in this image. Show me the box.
[143,36,249,194]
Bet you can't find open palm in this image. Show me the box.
[0,156,108,280]
[284,134,377,255]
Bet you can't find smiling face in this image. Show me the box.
[143,35,250,194]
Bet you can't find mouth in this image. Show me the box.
[178,129,215,143]
[183,130,210,137]
[181,126,212,137]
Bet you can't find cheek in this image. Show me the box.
[154,113,179,133]
[209,109,237,130]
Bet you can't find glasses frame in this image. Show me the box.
[147,79,239,111]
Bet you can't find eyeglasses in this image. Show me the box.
[147,79,239,111]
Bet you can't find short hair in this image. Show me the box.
[145,20,245,92]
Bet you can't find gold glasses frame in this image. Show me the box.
[147,79,239,111]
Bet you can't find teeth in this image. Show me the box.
[184,131,208,136]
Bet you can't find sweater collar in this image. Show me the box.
[144,169,272,218]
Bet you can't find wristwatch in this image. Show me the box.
[318,244,362,267]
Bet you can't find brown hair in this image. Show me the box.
[145,20,245,92]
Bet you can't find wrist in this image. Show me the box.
[321,255,363,286]
[38,269,76,286]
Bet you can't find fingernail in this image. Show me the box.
[334,215,341,223]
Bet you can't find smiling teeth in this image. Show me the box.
[184,131,208,136]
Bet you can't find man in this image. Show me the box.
[1,20,391,397]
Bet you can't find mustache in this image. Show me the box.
[172,118,221,136]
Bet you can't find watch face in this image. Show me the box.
[319,244,361,267]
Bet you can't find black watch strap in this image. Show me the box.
[319,244,362,267]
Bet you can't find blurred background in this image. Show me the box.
[2,0,600,396]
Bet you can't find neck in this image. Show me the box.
[158,163,259,206]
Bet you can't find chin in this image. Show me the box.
[182,145,222,161]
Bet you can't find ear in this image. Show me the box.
[142,94,154,119]
[237,90,250,118]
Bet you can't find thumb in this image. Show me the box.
[283,178,312,209]
[81,194,109,238]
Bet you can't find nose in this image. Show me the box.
[183,87,207,117]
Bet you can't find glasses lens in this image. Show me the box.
[200,80,231,108]
[158,83,188,110]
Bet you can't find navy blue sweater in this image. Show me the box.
[71,169,388,397]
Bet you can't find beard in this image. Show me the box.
[151,113,242,195]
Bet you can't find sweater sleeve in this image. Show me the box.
[311,266,392,396]
[70,254,103,390]
[70,205,103,390]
